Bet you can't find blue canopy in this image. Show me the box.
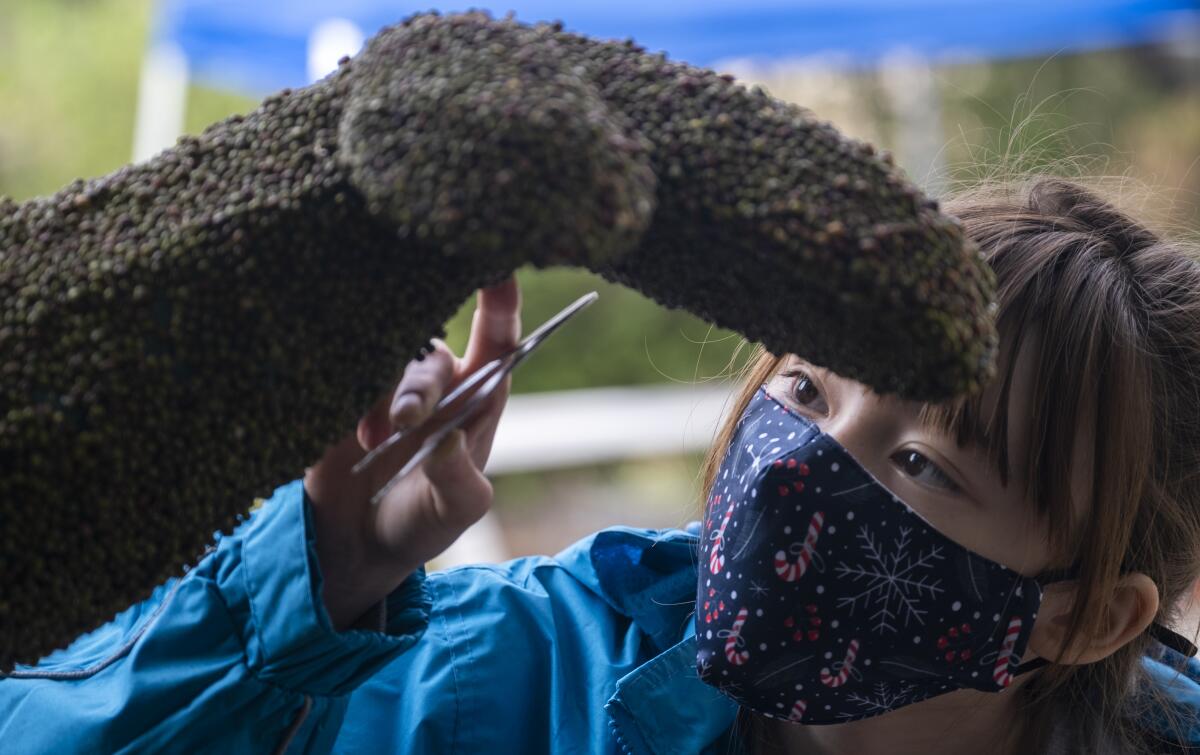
[155,0,1195,95]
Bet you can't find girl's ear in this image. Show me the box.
[1028,573,1160,665]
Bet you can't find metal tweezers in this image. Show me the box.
[352,290,599,505]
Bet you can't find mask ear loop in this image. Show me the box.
[1148,624,1198,658]
[1013,567,1199,677]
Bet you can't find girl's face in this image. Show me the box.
[763,333,1087,579]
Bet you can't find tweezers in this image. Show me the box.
[352,290,599,505]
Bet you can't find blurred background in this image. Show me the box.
[1,0,1197,569]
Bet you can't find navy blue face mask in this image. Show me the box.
[696,383,1195,725]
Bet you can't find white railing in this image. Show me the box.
[433,382,736,567]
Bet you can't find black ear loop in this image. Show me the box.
[1014,567,1199,676]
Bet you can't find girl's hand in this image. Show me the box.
[304,275,521,630]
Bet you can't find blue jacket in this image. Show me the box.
[2,480,1198,754]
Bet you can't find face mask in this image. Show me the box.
[695,383,1195,725]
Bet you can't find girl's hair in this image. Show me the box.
[698,177,1200,753]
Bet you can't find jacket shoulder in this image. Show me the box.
[335,522,703,754]
[430,521,700,612]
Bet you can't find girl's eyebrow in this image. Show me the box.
[916,395,995,465]
[919,411,987,450]
[789,355,998,489]
[792,354,990,453]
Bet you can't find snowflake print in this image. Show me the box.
[738,439,773,488]
[733,421,785,491]
[839,682,918,717]
[834,525,944,635]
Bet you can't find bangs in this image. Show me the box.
[916,298,1100,560]
[914,186,1147,560]
[917,324,1025,490]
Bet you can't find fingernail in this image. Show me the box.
[415,339,435,362]
[392,393,421,423]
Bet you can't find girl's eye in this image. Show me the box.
[891,450,962,494]
[780,366,961,496]
[782,368,830,415]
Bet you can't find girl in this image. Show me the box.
[2,177,1199,755]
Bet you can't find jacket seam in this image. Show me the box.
[239,532,270,673]
[1,548,212,681]
[206,572,365,703]
[430,576,464,754]
[4,573,325,754]
[237,526,377,694]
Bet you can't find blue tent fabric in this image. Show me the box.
[155,0,1197,95]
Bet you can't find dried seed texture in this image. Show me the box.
[0,10,995,669]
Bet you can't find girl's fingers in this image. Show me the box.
[460,373,511,469]
[457,276,520,468]
[422,429,494,533]
[362,275,519,468]
[357,391,395,452]
[389,339,456,428]
[358,342,454,452]
[462,276,521,373]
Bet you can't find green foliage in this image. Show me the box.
[443,266,754,393]
[0,0,150,200]
[935,49,1200,227]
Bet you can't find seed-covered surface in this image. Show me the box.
[0,11,995,669]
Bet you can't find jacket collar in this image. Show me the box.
[604,627,740,755]
[1140,649,1200,747]
[567,524,739,754]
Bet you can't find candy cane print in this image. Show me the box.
[709,501,735,575]
[719,607,751,666]
[773,511,825,582]
[787,699,807,722]
[993,617,1022,688]
[820,638,860,688]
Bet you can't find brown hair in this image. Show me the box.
[698,177,1200,753]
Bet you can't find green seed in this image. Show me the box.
[0,9,995,669]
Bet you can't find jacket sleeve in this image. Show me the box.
[0,479,432,755]
[328,528,699,754]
